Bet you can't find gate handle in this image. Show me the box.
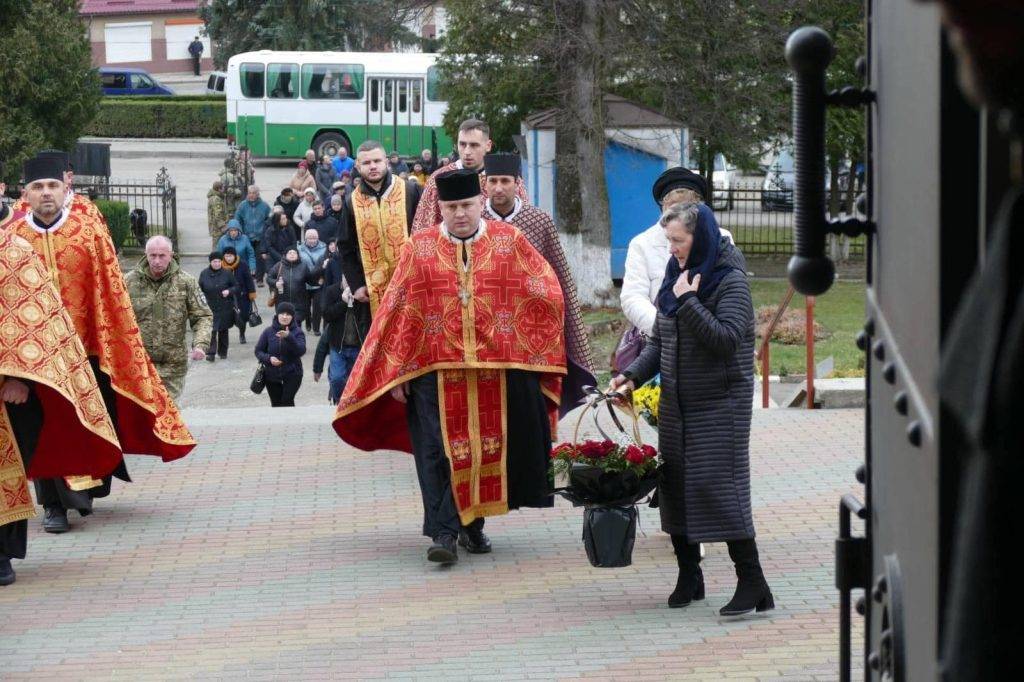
[786,26,836,296]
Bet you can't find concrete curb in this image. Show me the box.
[110,149,227,159]
[80,137,229,159]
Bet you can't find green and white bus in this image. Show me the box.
[225,50,452,159]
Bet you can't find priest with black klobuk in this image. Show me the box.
[333,169,567,565]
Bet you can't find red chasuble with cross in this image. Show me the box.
[334,220,566,523]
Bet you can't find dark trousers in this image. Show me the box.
[252,240,265,279]
[266,374,302,407]
[35,357,128,511]
[209,328,230,358]
[406,373,461,540]
[191,54,200,76]
[1,391,42,561]
[306,289,323,333]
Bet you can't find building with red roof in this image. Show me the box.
[80,0,215,74]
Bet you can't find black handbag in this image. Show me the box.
[250,363,266,394]
[248,306,262,328]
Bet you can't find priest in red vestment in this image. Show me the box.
[14,150,107,229]
[0,224,122,585]
[335,169,566,565]
[7,157,195,533]
[481,153,596,413]
[410,118,529,233]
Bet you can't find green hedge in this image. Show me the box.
[85,100,225,138]
[103,94,224,102]
[94,199,131,250]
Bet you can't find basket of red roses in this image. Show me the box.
[551,388,660,567]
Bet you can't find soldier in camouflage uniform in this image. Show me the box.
[125,236,213,400]
[208,180,229,249]
[218,156,245,196]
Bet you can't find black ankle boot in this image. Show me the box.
[668,536,705,608]
[720,539,774,616]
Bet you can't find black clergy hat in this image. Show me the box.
[483,153,521,178]
[436,168,481,201]
[37,149,71,171]
[23,157,64,183]
[652,167,707,204]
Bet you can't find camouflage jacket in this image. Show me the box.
[125,257,213,363]
[208,188,229,237]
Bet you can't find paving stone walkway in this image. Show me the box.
[0,406,863,681]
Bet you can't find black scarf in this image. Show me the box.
[656,204,733,316]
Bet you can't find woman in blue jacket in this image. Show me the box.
[255,302,307,407]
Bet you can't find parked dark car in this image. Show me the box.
[99,67,175,96]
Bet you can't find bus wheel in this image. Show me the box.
[313,132,350,160]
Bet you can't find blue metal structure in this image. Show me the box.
[605,141,667,279]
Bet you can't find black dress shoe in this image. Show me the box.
[205,354,216,362]
[43,507,69,533]
[239,335,247,344]
[458,521,492,554]
[0,559,15,586]
[427,535,458,565]
[218,352,228,359]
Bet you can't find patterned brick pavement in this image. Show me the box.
[0,406,863,681]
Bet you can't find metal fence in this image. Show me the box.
[78,168,178,247]
[709,181,866,259]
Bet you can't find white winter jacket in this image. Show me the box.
[293,200,315,230]
[620,221,734,335]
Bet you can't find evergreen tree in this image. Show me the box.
[200,0,427,69]
[0,0,101,184]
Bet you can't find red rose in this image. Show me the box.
[625,445,645,465]
[641,444,657,460]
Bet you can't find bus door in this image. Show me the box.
[395,78,425,156]
[236,62,267,156]
[368,77,396,153]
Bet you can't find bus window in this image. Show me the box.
[398,80,408,113]
[427,66,441,101]
[370,79,379,112]
[240,63,265,98]
[412,80,422,113]
[384,80,393,113]
[267,63,298,99]
[301,64,364,100]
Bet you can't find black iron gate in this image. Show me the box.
[80,168,179,248]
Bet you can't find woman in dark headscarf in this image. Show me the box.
[198,251,239,361]
[220,246,256,344]
[611,202,773,617]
